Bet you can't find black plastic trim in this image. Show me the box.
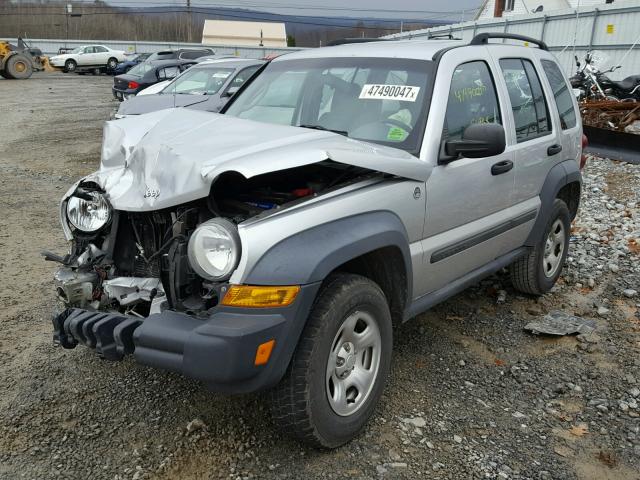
[431,210,537,264]
[470,33,548,51]
[405,247,528,321]
[524,159,582,246]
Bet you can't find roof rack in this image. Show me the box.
[470,32,548,51]
[427,33,461,40]
[327,38,389,46]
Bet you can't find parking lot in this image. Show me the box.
[0,72,639,480]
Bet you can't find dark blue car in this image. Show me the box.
[113,52,151,75]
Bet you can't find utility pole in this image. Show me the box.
[65,3,72,48]
[186,0,192,43]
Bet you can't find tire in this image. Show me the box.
[510,199,570,295]
[5,54,33,79]
[64,59,77,73]
[270,273,393,448]
[107,57,118,70]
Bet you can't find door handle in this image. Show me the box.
[547,144,563,156]
[491,160,513,175]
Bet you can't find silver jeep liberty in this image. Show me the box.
[48,33,585,447]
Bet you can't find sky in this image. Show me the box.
[93,0,485,21]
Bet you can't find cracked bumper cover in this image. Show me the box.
[52,283,320,393]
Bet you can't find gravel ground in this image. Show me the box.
[0,73,639,480]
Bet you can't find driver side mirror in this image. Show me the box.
[442,123,506,162]
[222,86,240,98]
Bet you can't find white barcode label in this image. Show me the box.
[359,84,420,102]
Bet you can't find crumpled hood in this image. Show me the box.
[117,94,210,116]
[85,108,429,212]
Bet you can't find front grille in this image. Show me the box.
[113,210,172,278]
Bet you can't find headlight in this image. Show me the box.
[66,191,111,232]
[187,218,241,281]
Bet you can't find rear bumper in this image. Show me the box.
[52,283,320,393]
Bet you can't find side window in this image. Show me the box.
[442,61,501,143]
[499,58,551,142]
[157,66,180,80]
[95,46,108,53]
[180,50,206,59]
[541,59,577,130]
[231,65,260,88]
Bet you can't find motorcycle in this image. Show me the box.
[570,52,640,102]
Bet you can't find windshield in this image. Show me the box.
[225,57,433,154]
[71,47,84,54]
[162,67,234,95]
[128,62,155,77]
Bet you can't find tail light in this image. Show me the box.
[580,134,588,169]
[127,80,139,89]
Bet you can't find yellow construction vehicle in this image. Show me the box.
[0,38,58,79]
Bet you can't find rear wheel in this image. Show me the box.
[64,59,77,73]
[270,273,392,448]
[5,54,33,79]
[510,199,570,295]
[107,57,118,70]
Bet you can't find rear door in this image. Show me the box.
[93,46,110,65]
[538,57,581,170]
[495,54,562,206]
[416,51,519,296]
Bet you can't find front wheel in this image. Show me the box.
[510,198,570,295]
[270,273,392,448]
[64,59,77,73]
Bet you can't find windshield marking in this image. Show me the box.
[359,84,420,102]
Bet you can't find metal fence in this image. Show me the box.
[385,0,640,80]
[0,38,302,59]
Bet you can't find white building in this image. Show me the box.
[202,20,287,47]
[477,0,618,19]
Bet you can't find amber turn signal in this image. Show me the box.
[221,285,300,308]
[254,339,276,366]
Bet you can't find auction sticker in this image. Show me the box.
[359,84,420,101]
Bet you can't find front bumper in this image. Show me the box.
[52,283,320,393]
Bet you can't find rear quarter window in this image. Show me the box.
[541,59,577,130]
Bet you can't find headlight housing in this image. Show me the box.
[66,191,111,232]
[187,218,241,281]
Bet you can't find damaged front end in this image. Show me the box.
[47,159,373,365]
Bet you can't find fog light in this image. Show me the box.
[221,285,299,308]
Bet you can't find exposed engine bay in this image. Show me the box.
[48,161,375,317]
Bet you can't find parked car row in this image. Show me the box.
[114,58,264,115]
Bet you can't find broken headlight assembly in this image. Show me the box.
[66,191,111,232]
[187,218,240,281]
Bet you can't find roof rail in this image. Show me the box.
[469,32,548,51]
[326,38,389,46]
[427,33,461,40]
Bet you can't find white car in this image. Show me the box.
[49,45,126,73]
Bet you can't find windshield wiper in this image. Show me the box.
[299,124,348,136]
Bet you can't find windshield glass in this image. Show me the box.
[162,67,234,95]
[128,62,154,77]
[225,57,433,154]
[71,47,84,54]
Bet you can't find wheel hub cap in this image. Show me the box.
[543,219,565,278]
[326,310,382,417]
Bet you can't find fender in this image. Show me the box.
[525,159,582,246]
[244,210,413,297]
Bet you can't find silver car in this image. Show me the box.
[115,58,264,118]
[48,33,585,448]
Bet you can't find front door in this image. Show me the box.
[415,57,520,296]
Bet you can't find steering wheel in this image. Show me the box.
[384,117,413,133]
